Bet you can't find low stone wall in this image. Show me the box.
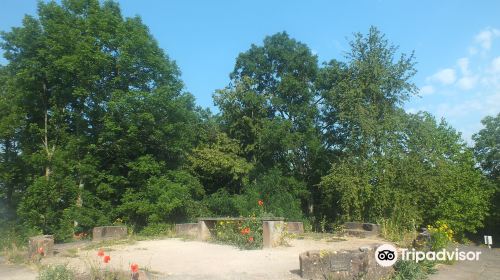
[286,222,304,234]
[29,235,54,259]
[92,226,128,242]
[343,222,380,238]
[299,245,393,280]
[175,223,198,238]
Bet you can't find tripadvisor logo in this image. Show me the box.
[375,244,398,267]
[375,244,482,266]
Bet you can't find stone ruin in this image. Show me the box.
[299,244,393,280]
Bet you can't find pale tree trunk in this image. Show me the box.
[42,82,55,181]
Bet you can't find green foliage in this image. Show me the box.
[214,218,263,250]
[139,223,173,237]
[392,260,436,280]
[188,133,253,194]
[320,112,492,237]
[119,169,204,230]
[236,168,306,220]
[38,265,75,280]
[473,113,500,242]
[378,218,417,247]
[427,221,454,251]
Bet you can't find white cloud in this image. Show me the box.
[457,76,477,90]
[491,56,500,73]
[428,68,456,85]
[457,57,470,75]
[419,85,435,95]
[474,27,500,50]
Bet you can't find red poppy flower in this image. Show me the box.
[258,200,264,206]
[38,247,44,255]
[103,255,111,263]
[248,237,254,242]
[240,227,250,235]
[97,248,105,257]
[131,263,139,273]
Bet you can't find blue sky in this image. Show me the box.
[1,1,499,144]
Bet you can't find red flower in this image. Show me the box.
[38,247,44,255]
[97,248,105,257]
[240,227,250,235]
[248,237,254,242]
[103,255,111,263]
[258,200,264,206]
[131,263,139,273]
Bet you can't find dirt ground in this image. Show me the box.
[36,236,385,280]
[3,236,499,280]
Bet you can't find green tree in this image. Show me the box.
[473,113,500,241]
[187,133,253,195]
[0,0,198,239]
[216,32,325,215]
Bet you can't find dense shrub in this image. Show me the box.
[214,218,263,249]
[392,260,436,280]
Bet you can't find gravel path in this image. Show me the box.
[429,245,500,280]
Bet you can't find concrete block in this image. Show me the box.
[29,235,54,259]
[263,220,284,248]
[286,222,304,234]
[175,223,199,238]
[92,226,127,242]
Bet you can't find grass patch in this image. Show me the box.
[392,260,437,280]
[3,244,27,264]
[38,264,75,280]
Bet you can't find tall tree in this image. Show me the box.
[215,32,326,214]
[473,113,500,240]
[0,0,198,239]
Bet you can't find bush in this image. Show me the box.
[139,223,173,237]
[38,265,75,280]
[0,222,41,251]
[427,221,454,251]
[213,218,263,249]
[392,260,436,280]
[237,168,306,220]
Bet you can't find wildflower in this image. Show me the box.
[104,255,111,263]
[38,247,44,256]
[131,263,139,273]
[258,200,264,206]
[248,237,254,242]
[240,227,250,235]
[97,248,105,257]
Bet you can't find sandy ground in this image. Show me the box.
[428,245,500,280]
[38,237,385,280]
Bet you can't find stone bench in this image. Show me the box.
[286,222,304,234]
[196,217,285,248]
[92,226,128,242]
[343,222,380,238]
[174,223,198,238]
[299,245,393,279]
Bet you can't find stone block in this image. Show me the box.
[286,222,304,234]
[198,220,213,241]
[29,235,54,259]
[263,220,284,248]
[175,223,198,238]
[343,222,380,238]
[92,226,127,242]
[299,245,393,280]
